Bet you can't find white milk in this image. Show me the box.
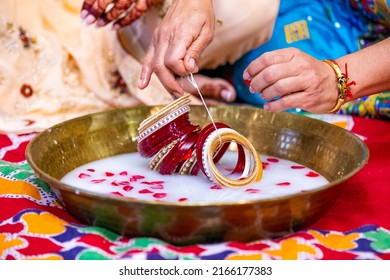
[61,152,329,203]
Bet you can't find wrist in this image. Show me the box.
[322,59,356,113]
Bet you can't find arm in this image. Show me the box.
[337,38,390,101]
[243,38,390,113]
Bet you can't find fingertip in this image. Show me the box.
[171,92,182,100]
[188,58,197,70]
[221,89,235,102]
[243,71,252,84]
[96,19,106,28]
[112,23,121,30]
[137,75,149,89]
[184,56,199,73]
[138,66,152,89]
[80,10,88,20]
[84,14,96,25]
[167,82,185,99]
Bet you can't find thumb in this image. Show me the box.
[184,37,211,73]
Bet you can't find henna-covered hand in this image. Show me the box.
[81,0,162,29]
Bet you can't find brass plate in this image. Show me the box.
[26,106,369,245]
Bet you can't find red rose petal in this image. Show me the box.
[245,188,260,194]
[267,158,279,163]
[276,182,291,186]
[105,172,115,177]
[118,181,130,186]
[291,165,305,169]
[139,189,153,194]
[91,179,105,184]
[78,173,91,179]
[122,186,133,192]
[87,168,95,172]
[178,198,188,202]
[130,175,145,182]
[153,193,167,199]
[119,171,128,176]
[306,171,320,177]
[111,181,119,186]
[210,185,222,190]
[110,191,124,196]
[141,181,165,185]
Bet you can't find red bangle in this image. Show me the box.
[137,114,196,157]
[195,122,247,177]
[195,122,230,177]
[137,94,263,187]
[159,128,200,175]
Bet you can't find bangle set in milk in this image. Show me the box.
[137,94,263,188]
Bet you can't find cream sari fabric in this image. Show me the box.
[119,0,279,69]
[0,0,278,133]
[0,0,171,133]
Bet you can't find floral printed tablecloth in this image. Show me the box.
[1,114,390,260]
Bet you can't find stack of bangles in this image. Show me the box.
[137,94,263,188]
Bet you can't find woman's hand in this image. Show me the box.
[81,0,162,29]
[138,0,216,98]
[243,48,340,113]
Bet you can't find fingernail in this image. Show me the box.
[112,24,121,30]
[137,76,144,88]
[171,92,181,100]
[249,86,255,93]
[96,19,106,27]
[85,14,96,25]
[221,90,234,102]
[80,10,88,20]
[263,103,270,111]
[188,58,196,70]
[243,71,251,81]
[260,93,265,99]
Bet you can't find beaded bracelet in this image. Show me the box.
[323,59,356,113]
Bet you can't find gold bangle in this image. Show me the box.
[202,128,263,188]
[322,59,352,113]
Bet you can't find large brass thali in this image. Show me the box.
[26,106,369,245]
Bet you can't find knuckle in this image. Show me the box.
[287,47,302,56]
[152,62,164,74]
[263,69,275,84]
[279,96,290,109]
[164,57,175,69]
[261,52,275,66]
[274,80,289,95]
[203,32,214,43]
[295,60,311,73]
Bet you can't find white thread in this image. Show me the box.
[187,73,222,144]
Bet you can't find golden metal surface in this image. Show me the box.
[26,106,369,245]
